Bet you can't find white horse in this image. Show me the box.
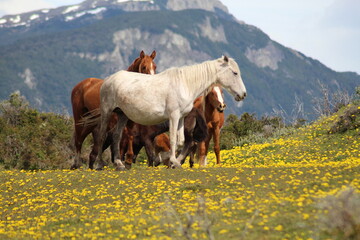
[96,56,246,170]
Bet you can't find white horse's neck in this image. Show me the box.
[166,60,218,100]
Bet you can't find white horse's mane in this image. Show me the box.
[158,59,220,95]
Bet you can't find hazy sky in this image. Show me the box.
[0,0,359,74]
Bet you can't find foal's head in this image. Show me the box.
[128,50,157,75]
[207,86,226,112]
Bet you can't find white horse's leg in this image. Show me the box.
[169,111,182,168]
[112,111,128,171]
[95,110,112,170]
[177,117,185,147]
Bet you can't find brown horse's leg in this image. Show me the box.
[144,138,156,167]
[124,121,135,169]
[71,125,92,169]
[213,126,221,165]
[131,143,143,163]
[71,130,83,169]
[125,134,134,169]
[197,141,206,166]
[119,129,129,162]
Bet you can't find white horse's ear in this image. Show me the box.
[223,55,229,63]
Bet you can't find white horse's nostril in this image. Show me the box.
[235,94,246,101]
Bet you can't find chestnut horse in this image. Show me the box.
[70,50,156,169]
[197,85,226,166]
[178,85,226,167]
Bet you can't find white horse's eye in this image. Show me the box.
[233,71,238,76]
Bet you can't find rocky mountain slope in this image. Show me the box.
[0,0,359,120]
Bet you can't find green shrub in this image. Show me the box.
[221,113,286,148]
[0,92,74,169]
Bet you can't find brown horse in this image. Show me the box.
[198,85,226,166]
[70,50,156,169]
[120,106,208,168]
[178,85,226,167]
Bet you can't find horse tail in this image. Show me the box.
[193,108,208,142]
[77,108,101,128]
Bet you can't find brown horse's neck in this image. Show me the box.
[127,58,141,72]
[206,93,218,111]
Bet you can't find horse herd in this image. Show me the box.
[70,50,246,170]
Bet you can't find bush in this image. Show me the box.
[329,103,360,134]
[317,186,360,239]
[221,113,286,148]
[0,92,74,170]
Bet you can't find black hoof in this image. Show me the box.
[70,164,80,170]
[125,162,132,170]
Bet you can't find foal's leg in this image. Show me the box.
[111,111,128,171]
[198,129,212,166]
[188,143,197,168]
[213,126,221,165]
[177,137,191,165]
[178,118,195,165]
[169,112,182,168]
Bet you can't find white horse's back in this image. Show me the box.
[102,70,173,125]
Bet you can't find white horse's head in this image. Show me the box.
[216,56,247,102]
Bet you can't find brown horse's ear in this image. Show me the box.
[140,50,145,58]
[223,55,229,63]
[150,50,156,59]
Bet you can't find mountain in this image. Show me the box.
[0,0,359,120]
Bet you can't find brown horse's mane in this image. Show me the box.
[127,57,142,72]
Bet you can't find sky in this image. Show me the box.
[0,0,359,74]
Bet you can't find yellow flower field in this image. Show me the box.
[1,111,359,239]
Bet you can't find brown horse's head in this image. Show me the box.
[207,85,226,112]
[128,50,157,75]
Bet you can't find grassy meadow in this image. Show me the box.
[1,104,360,239]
